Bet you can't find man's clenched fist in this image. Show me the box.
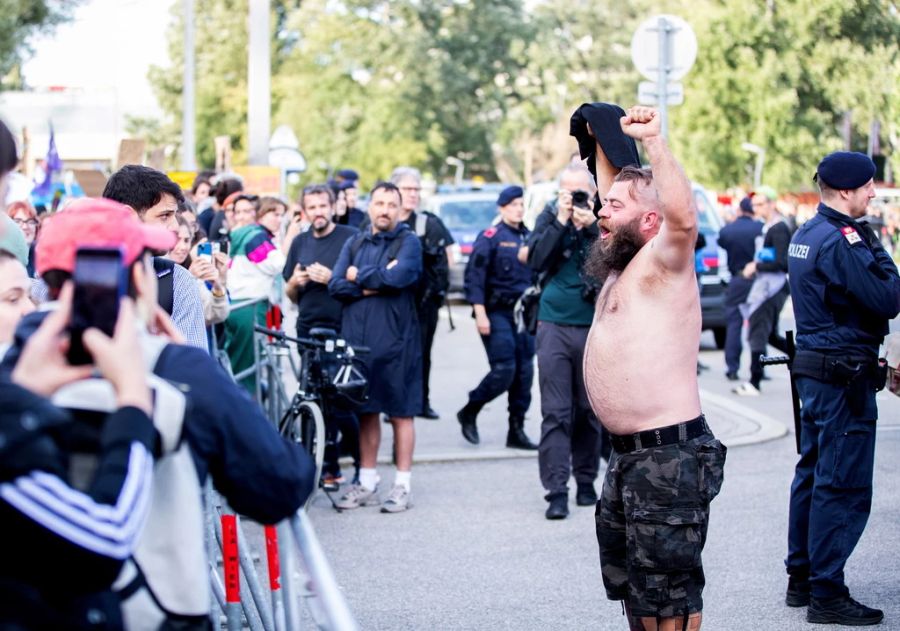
[620,106,661,141]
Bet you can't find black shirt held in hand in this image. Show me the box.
[283,224,358,335]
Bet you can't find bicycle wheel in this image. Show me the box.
[282,401,326,507]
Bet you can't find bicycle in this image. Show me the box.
[254,326,368,508]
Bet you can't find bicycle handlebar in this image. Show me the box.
[254,326,370,354]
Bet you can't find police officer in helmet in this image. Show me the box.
[457,185,537,450]
[785,151,900,626]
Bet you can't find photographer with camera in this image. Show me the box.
[527,164,609,519]
[528,103,640,520]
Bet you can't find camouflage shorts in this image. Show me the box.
[595,430,726,618]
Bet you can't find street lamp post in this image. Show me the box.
[248,0,271,166]
[445,156,465,187]
[741,142,766,189]
[181,0,196,171]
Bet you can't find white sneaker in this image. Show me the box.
[380,485,412,513]
[335,483,380,509]
[733,382,761,397]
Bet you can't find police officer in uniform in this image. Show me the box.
[717,196,763,381]
[785,151,900,626]
[457,186,537,450]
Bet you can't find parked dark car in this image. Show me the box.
[429,184,728,346]
[426,191,500,292]
[693,184,728,348]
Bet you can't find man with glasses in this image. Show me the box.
[6,201,38,276]
[389,166,454,419]
[732,185,792,396]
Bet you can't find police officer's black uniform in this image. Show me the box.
[402,210,454,419]
[785,152,900,625]
[457,188,537,449]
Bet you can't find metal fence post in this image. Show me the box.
[276,521,302,630]
[221,515,243,631]
[265,525,287,631]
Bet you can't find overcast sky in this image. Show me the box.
[21,0,174,118]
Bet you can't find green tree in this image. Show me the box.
[670,0,900,191]
[152,0,534,182]
[150,0,299,168]
[272,1,431,185]
[494,0,682,183]
[0,0,84,87]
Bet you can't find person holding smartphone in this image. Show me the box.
[2,197,315,626]
[1,285,157,629]
[169,214,229,327]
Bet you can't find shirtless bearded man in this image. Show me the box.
[583,106,727,631]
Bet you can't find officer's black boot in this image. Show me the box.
[545,492,568,520]
[457,402,481,445]
[785,576,810,607]
[506,418,537,450]
[807,595,883,625]
[575,482,598,506]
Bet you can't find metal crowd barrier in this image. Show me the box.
[203,298,357,630]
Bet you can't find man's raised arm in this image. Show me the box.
[621,106,696,269]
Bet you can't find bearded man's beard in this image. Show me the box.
[585,217,645,284]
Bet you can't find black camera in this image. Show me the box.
[571,190,590,209]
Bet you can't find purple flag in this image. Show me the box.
[33,124,62,197]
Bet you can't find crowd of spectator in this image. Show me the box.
[3,103,900,627]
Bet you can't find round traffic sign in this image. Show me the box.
[630,14,697,82]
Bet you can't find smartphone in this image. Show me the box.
[68,247,127,365]
[197,241,213,262]
[211,241,221,256]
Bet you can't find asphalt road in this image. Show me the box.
[287,305,900,630]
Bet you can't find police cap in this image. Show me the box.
[497,185,524,207]
[815,151,876,190]
[337,168,359,182]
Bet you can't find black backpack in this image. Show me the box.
[348,233,406,263]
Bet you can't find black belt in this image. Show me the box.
[610,415,710,454]
[792,350,879,385]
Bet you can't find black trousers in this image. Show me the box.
[417,296,442,411]
[723,276,753,375]
[748,284,790,388]
[536,321,609,498]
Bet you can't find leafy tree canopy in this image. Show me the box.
[149,0,900,191]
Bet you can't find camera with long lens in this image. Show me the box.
[571,189,591,209]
